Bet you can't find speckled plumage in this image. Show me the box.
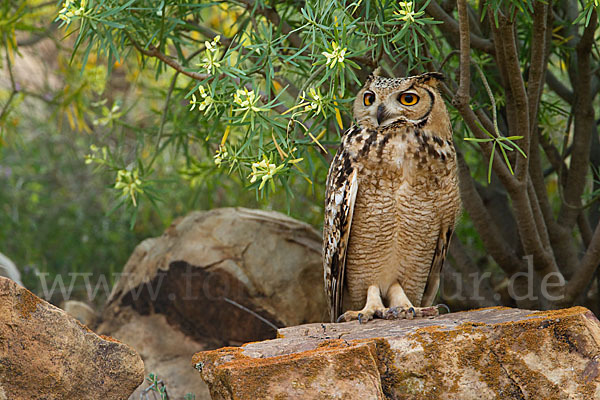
[323,71,461,323]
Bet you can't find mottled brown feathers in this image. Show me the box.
[323,72,461,322]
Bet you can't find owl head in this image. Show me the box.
[353,70,445,129]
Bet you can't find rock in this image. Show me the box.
[62,300,97,327]
[193,306,600,399]
[102,207,326,346]
[97,307,211,400]
[0,277,144,399]
[0,252,22,286]
[99,207,326,398]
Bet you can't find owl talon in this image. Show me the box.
[437,304,450,314]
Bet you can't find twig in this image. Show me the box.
[223,297,279,331]
[454,0,470,107]
[127,33,211,81]
[546,72,574,104]
[147,50,200,171]
[473,64,499,137]
[17,22,59,47]
[438,49,459,70]
[126,34,288,115]
[0,38,18,122]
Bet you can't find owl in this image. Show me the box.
[323,70,461,323]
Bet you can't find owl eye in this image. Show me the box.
[363,91,375,107]
[399,93,419,106]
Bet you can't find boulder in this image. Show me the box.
[99,207,326,399]
[193,306,600,399]
[0,252,22,286]
[102,207,327,346]
[97,308,211,400]
[62,300,97,327]
[0,276,144,399]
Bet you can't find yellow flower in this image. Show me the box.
[58,0,87,24]
[199,36,222,74]
[322,41,347,69]
[84,145,108,166]
[302,87,324,115]
[248,157,284,190]
[189,86,214,113]
[213,145,228,167]
[205,35,220,52]
[114,168,144,207]
[394,2,421,23]
[93,102,123,127]
[234,87,264,113]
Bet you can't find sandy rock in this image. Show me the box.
[62,300,97,327]
[99,207,326,398]
[97,307,211,400]
[0,277,144,400]
[193,306,600,399]
[102,207,327,346]
[0,252,22,286]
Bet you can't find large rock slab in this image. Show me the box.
[193,306,600,399]
[0,276,144,399]
[99,207,326,398]
[102,207,327,346]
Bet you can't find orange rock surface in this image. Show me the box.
[193,306,600,399]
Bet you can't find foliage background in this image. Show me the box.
[1,0,599,311]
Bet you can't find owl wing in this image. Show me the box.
[323,127,360,322]
[421,227,454,307]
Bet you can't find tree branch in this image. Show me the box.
[530,129,580,275]
[526,1,549,150]
[16,22,59,47]
[546,71,574,104]
[578,213,594,248]
[565,219,600,303]
[496,13,530,182]
[527,178,551,252]
[0,42,18,122]
[444,237,500,309]
[127,34,288,114]
[128,33,211,81]
[457,153,523,275]
[425,1,495,54]
[558,10,598,229]
[441,82,517,189]
[454,0,471,107]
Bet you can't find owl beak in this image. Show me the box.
[376,104,388,126]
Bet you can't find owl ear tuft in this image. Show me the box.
[364,67,382,86]
[417,72,445,87]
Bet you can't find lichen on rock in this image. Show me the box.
[193,306,600,399]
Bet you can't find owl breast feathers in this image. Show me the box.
[323,71,461,323]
